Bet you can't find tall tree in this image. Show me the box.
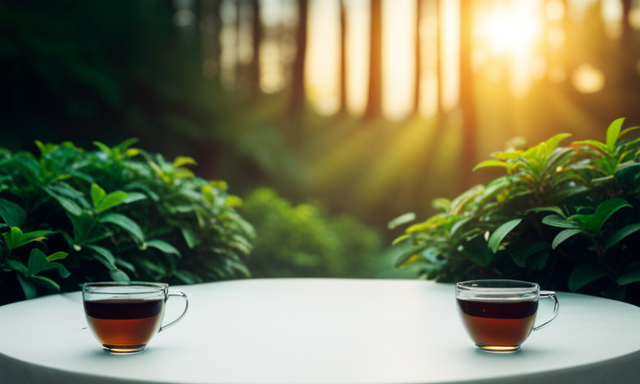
[459,0,477,188]
[339,0,348,113]
[236,0,244,90]
[291,0,309,113]
[364,0,382,120]
[413,0,422,114]
[249,0,262,98]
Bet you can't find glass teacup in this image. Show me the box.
[83,282,188,354]
[456,279,559,353]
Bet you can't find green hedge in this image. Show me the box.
[393,118,640,304]
[0,139,253,305]
[241,187,384,278]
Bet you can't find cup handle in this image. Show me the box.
[533,290,559,331]
[160,291,189,333]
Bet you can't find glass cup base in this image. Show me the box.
[102,344,147,355]
[476,344,521,353]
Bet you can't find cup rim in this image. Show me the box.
[456,279,539,290]
[83,281,168,294]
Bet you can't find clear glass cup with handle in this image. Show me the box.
[456,279,559,353]
[83,282,188,354]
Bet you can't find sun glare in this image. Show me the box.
[476,3,543,56]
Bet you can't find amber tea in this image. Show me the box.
[84,299,165,351]
[83,282,188,354]
[455,280,558,353]
[457,299,538,348]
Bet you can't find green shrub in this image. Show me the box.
[241,187,383,278]
[392,118,640,304]
[0,139,253,305]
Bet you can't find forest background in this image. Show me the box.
[2,0,640,279]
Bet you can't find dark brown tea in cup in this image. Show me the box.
[457,298,538,348]
[83,282,188,354]
[456,280,559,353]
[84,299,165,351]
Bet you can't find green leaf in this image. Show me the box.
[545,133,572,152]
[617,262,640,286]
[7,259,27,274]
[0,198,26,227]
[93,141,112,156]
[46,251,68,262]
[572,140,608,153]
[619,126,640,139]
[552,229,585,249]
[527,251,549,271]
[16,274,37,299]
[95,191,128,214]
[39,262,71,278]
[487,219,522,253]
[147,239,181,257]
[525,206,566,218]
[68,212,107,245]
[98,213,145,243]
[388,213,416,229]
[85,245,117,270]
[46,188,83,216]
[606,117,625,153]
[431,199,451,212]
[568,262,609,292]
[2,228,54,250]
[113,138,139,153]
[181,227,199,249]
[391,234,411,246]
[27,248,48,275]
[605,223,640,250]
[109,269,130,282]
[115,259,136,273]
[473,160,512,171]
[394,245,428,268]
[593,198,631,230]
[123,192,147,204]
[31,276,60,291]
[508,239,550,268]
[450,216,473,237]
[542,215,581,229]
[173,156,197,168]
[90,184,106,208]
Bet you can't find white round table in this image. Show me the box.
[1,279,640,384]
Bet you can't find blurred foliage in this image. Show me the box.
[241,187,384,278]
[393,118,640,304]
[0,139,253,305]
[0,0,237,159]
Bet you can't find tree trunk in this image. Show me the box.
[413,0,422,114]
[339,0,348,113]
[364,0,382,121]
[459,0,477,189]
[291,0,309,113]
[249,0,262,98]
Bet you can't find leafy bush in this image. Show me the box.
[0,139,253,305]
[241,187,383,278]
[392,118,640,304]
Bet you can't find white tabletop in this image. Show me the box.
[1,278,640,384]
